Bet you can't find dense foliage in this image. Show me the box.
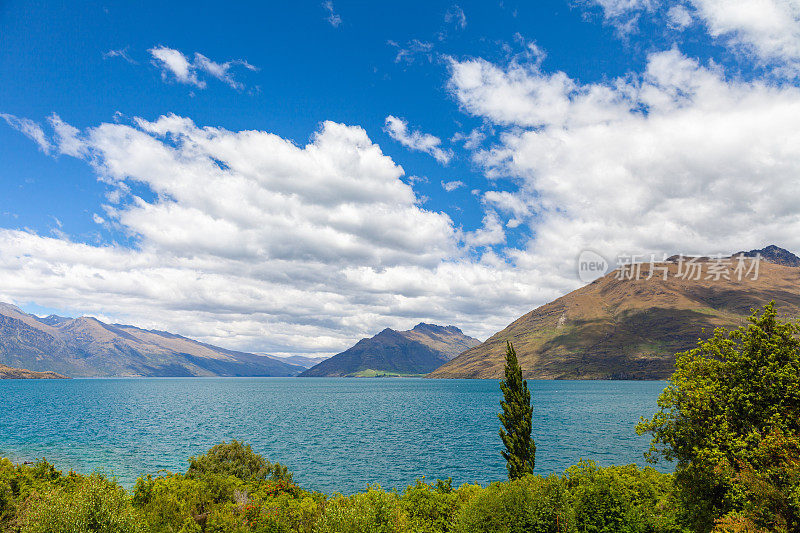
[638,302,800,532]
[0,449,680,533]
[498,341,536,480]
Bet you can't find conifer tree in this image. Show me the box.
[498,341,536,479]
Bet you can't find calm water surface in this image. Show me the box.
[0,378,668,494]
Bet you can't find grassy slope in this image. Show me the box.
[347,369,426,377]
[0,363,68,379]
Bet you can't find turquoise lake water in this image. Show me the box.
[0,378,668,494]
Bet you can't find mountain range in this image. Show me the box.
[430,245,800,380]
[300,323,481,377]
[3,245,797,380]
[0,303,304,377]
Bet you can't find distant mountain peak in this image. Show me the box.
[412,322,462,333]
[36,314,72,327]
[734,245,800,267]
[300,322,480,377]
[663,244,800,267]
[0,302,24,314]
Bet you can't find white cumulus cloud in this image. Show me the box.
[691,0,800,68]
[0,114,559,356]
[586,0,800,73]
[667,5,693,29]
[449,46,800,280]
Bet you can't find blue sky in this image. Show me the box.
[3,0,800,355]
[1,0,624,247]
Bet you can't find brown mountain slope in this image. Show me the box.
[430,253,800,380]
[0,363,68,379]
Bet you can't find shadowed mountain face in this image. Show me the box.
[430,246,800,380]
[299,323,481,377]
[0,303,304,377]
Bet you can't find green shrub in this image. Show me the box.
[1,458,73,522]
[316,486,400,533]
[132,473,212,533]
[132,441,306,533]
[243,491,322,533]
[187,441,292,484]
[565,461,684,533]
[399,478,462,532]
[0,457,24,527]
[453,474,570,533]
[18,473,144,533]
[722,428,800,532]
[638,303,800,531]
[0,443,687,533]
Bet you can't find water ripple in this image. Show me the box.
[0,378,669,494]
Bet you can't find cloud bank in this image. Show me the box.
[448,45,800,282]
[0,114,552,355]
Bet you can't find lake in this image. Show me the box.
[0,378,669,494]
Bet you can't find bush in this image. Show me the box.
[187,441,292,484]
[399,478,462,532]
[0,458,87,531]
[316,486,400,533]
[130,440,305,533]
[244,491,322,533]
[453,474,570,533]
[0,457,30,527]
[0,443,687,533]
[18,474,145,533]
[566,461,684,533]
[723,427,800,532]
[132,473,211,533]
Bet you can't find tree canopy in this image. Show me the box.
[638,302,800,532]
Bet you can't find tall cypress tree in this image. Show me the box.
[498,341,536,479]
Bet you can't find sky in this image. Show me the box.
[3,0,800,357]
